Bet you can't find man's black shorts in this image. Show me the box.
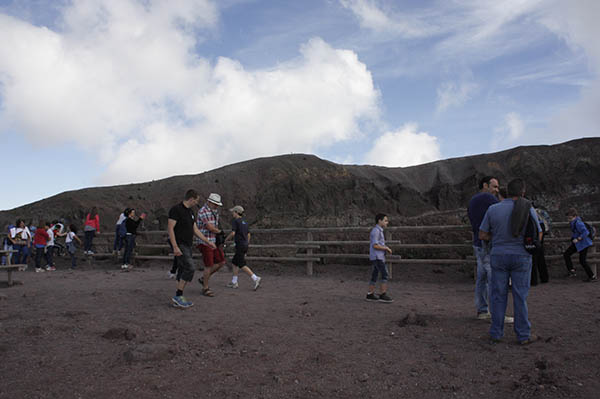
[232,245,248,267]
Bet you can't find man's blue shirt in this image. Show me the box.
[479,199,541,256]
[468,192,498,247]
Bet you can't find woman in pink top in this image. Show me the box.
[83,207,100,254]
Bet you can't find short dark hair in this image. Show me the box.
[69,224,78,234]
[498,187,507,199]
[507,178,526,197]
[478,176,496,189]
[375,213,387,224]
[15,218,23,227]
[184,189,199,200]
[566,207,578,217]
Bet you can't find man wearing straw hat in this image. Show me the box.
[197,193,226,297]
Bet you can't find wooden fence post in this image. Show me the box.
[306,231,313,276]
[591,244,597,277]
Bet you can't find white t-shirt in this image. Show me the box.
[46,228,55,246]
[65,232,76,243]
[10,227,31,241]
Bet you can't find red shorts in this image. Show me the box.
[199,244,225,268]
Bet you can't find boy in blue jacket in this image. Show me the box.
[563,208,596,282]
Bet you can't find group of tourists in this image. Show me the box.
[2,179,596,337]
[465,176,596,345]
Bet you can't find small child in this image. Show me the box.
[65,224,82,269]
[33,221,50,273]
[366,213,393,303]
[224,205,261,290]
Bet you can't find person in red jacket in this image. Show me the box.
[33,221,50,273]
[83,207,100,255]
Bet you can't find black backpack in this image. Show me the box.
[583,221,596,241]
[523,212,541,254]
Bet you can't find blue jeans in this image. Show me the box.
[13,244,30,264]
[122,235,135,265]
[490,254,532,342]
[84,230,95,252]
[113,225,124,251]
[369,259,389,285]
[474,245,492,314]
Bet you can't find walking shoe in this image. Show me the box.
[167,271,176,279]
[366,293,379,301]
[477,312,491,320]
[88,250,94,255]
[253,277,262,291]
[172,295,193,308]
[519,334,539,346]
[567,270,577,277]
[378,292,394,303]
[45,265,56,271]
[504,316,514,324]
[121,264,129,270]
[584,275,598,283]
[226,282,239,289]
[35,268,45,273]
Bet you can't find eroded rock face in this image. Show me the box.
[1,138,599,229]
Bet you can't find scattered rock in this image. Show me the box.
[358,373,369,382]
[398,312,429,327]
[123,343,175,363]
[102,327,136,341]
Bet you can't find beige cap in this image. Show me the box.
[230,205,244,214]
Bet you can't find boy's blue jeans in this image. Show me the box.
[113,225,124,251]
[13,244,30,264]
[490,254,532,342]
[369,259,389,285]
[122,235,135,264]
[474,245,492,314]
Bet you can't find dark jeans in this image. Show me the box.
[122,235,136,265]
[175,244,195,282]
[369,259,389,284]
[13,244,30,264]
[563,244,594,278]
[113,225,124,251]
[84,230,95,251]
[45,245,54,267]
[67,242,77,268]
[35,246,45,268]
[531,235,549,285]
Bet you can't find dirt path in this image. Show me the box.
[1,260,599,398]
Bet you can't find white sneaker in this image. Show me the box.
[226,282,239,289]
[253,276,261,291]
[504,316,514,324]
[88,250,94,255]
[477,312,491,320]
[121,264,128,270]
[35,268,45,273]
[45,265,56,271]
[167,271,176,279]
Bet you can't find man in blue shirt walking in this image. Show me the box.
[479,178,542,345]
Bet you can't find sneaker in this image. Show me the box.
[504,316,514,324]
[226,282,239,289]
[584,275,598,283]
[477,312,491,320]
[167,271,176,279]
[567,270,577,277]
[378,292,394,303]
[366,293,379,301]
[519,334,539,346]
[121,264,129,270]
[172,295,193,308]
[45,265,56,271]
[35,268,45,273]
[253,277,262,291]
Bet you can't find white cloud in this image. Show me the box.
[0,1,380,185]
[492,112,524,149]
[436,80,478,113]
[339,0,436,38]
[364,123,441,167]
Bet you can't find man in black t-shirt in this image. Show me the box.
[224,205,261,290]
[168,189,215,308]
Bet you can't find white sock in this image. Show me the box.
[232,276,238,284]
[251,274,259,281]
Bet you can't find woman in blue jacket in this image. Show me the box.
[563,208,596,282]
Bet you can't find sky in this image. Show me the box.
[0,0,599,211]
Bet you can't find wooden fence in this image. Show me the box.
[2,221,598,279]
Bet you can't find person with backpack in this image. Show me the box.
[563,208,597,282]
